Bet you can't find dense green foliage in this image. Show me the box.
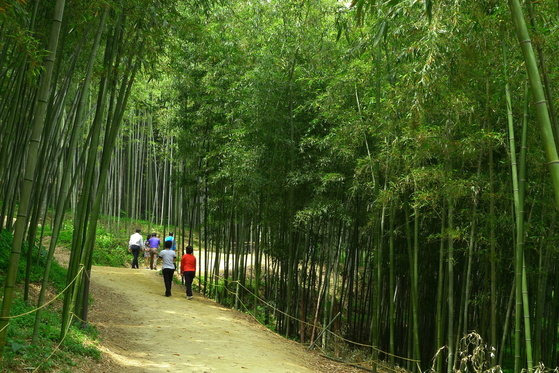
[0,0,187,367]
[2,0,559,372]
[91,228,129,267]
[136,0,558,371]
[55,221,130,268]
[0,231,66,292]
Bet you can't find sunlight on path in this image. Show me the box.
[88,266,316,372]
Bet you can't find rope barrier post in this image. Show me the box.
[234,281,240,310]
[308,311,341,351]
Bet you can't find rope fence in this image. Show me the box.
[0,265,84,320]
[32,313,75,373]
[210,273,420,367]
[231,291,399,373]
[0,266,84,372]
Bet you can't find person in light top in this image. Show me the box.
[181,245,196,300]
[159,240,177,297]
[128,229,143,269]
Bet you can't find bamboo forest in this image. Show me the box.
[1,0,559,372]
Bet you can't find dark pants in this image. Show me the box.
[162,268,175,296]
[130,245,140,268]
[183,271,195,297]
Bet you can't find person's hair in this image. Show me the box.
[135,229,141,233]
[168,232,173,236]
[164,240,172,249]
[152,233,157,237]
[186,246,193,254]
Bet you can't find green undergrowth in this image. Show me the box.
[54,220,129,267]
[0,230,101,372]
[96,215,203,252]
[47,215,184,269]
[91,226,129,267]
[64,214,207,271]
[0,230,66,291]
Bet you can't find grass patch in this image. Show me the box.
[91,226,129,267]
[56,220,130,267]
[0,230,66,291]
[1,294,101,372]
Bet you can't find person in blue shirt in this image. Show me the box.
[164,232,176,251]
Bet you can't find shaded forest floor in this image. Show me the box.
[84,265,362,373]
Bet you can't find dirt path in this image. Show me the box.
[87,266,351,373]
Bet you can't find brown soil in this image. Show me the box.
[85,266,360,373]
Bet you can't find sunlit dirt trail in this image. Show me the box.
[87,266,334,373]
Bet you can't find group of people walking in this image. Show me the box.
[128,229,196,299]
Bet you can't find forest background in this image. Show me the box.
[0,0,559,372]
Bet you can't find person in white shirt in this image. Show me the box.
[128,229,143,269]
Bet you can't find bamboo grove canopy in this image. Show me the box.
[1,0,559,372]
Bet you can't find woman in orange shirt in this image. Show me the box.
[181,245,196,299]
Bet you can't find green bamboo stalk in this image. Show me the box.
[78,57,140,324]
[32,8,108,343]
[447,198,455,373]
[505,41,534,371]
[60,16,120,336]
[526,0,559,150]
[371,196,385,371]
[462,156,481,337]
[487,83,498,361]
[411,201,420,365]
[508,0,559,207]
[0,0,66,353]
[388,201,395,364]
[507,4,559,365]
[519,83,533,371]
[435,202,446,373]
[504,44,523,373]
